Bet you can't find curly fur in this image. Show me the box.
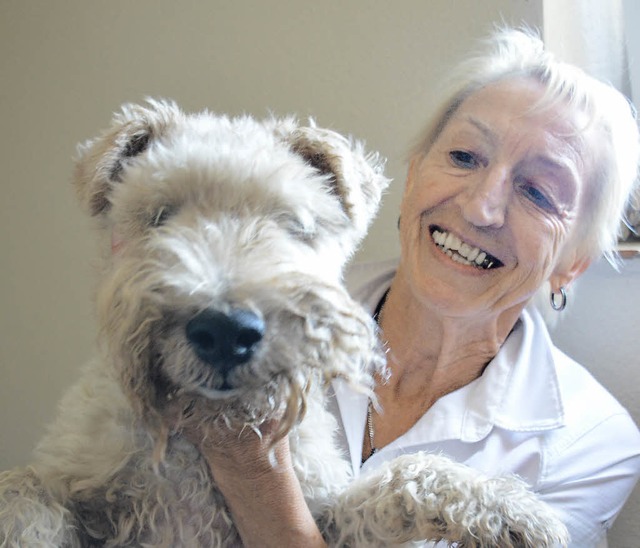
[0,100,568,547]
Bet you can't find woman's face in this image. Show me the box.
[399,78,591,320]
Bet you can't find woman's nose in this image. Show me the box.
[458,166,510,228]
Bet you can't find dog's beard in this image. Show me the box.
[99,257,383,471]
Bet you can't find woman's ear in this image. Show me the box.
[549,252,591,292]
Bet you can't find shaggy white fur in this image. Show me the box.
[0,100,568,547]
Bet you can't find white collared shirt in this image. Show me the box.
[329,259,640,546]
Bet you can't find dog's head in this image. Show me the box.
[74,99,389,441]
[75,99,388,257]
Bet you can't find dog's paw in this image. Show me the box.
[456,475,569,548]
[327,452,568,548]
[0,467,80,547]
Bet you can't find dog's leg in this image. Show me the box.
[0,466,81,547]
[322,452,569,548]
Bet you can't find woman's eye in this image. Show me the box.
[520,183,556,212]
[449,150,480,169]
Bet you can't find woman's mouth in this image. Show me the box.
[430,226,503,270]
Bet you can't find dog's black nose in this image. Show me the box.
[186,308,264,373]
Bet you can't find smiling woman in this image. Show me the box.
[182,27,640,548]
[348,30,640,547]
[399,78,589,325]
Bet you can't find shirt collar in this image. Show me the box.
[370,306,566,450]
[456,306,566,442]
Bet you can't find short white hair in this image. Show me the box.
[412,26,640,266]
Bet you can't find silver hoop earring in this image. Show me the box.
[550,286,567,311]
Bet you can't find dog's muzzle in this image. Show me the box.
[186,308,264,388]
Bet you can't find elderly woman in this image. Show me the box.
[186,28,640,547]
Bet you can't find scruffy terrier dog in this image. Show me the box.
[0,101,568,547]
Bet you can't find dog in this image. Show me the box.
[0,100,569,547]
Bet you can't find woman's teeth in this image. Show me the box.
[431,228,501,269]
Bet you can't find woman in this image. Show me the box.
[184,28,640,546]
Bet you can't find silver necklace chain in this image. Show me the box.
[363,288,389,463]
[365,399,377,461]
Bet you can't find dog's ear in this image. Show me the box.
[74,100,182,217]
[285,123,390,240]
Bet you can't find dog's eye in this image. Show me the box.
[285,216,317,243]
[151,206,174,227]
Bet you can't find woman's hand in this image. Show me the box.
[166,396,328,548]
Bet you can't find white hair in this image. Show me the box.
[412,26,640,266]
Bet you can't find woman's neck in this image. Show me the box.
[363,269,525,456]
[374,274,520,406]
